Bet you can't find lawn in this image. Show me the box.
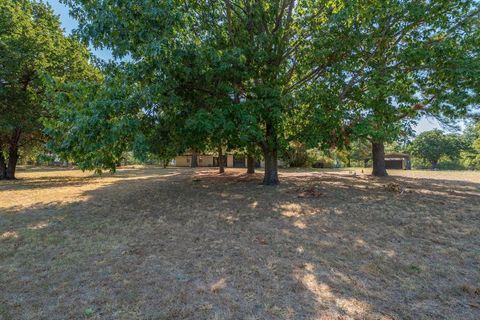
[1,167,479,319]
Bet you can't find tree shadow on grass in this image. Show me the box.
[1,167,184,192]
[1,168,479,319]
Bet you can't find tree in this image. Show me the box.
[282,142,309,168]
[45,67,144,173]
[54,0,479,184]
[409,130,466,169]
[349,141,371,168]
[328,0,479,176]
[58,0,370,185]
[0,0,97,179]
[458,119,480,168]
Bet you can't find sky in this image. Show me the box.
[47,0,451,135]
[47,0,112,60]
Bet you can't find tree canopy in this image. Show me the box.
[325,0,479,176]
[409,129,467,169]
[44,0,480,183]
[0,0,97,179]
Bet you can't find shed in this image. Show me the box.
[384,153,411,170]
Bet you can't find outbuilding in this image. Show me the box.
[384,153,411,170]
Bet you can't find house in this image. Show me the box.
[173,153,283,168]
[174,154,216,167]
[384,153,411,170]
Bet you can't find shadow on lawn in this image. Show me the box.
[0,167,183,192]
[1,168,479,319]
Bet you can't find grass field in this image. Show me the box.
[1,166,479,319]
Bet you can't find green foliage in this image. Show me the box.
[0,0,97,175]
[55,0,364,183]
[46,0,479,183]
[45,68,142,172]
[83,307,94,317]
[460,120,480,169]
[409,130,467,169]
[349,141,371,164]
[336,1,479,146]
[306,149,337,168]
[281,142,308,167]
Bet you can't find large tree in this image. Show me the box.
[0,0,97,179]
[346,0,480,176]
[58,0,366,185]
[409,129,467,169]
[54,0,479,184]
[45,69,143,173]
[461,119,480,168]
[284,0,479,177]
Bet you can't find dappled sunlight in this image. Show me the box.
[0,167,182,212]
[354,239,367,246]
[293,220,307,229]
[279,203,302,217]
[1,167,479,319]
[296,267,373,319]
[411,187,480,199]
[248,200,258,209]
[218,192,245,200]
[1,230,18,239]
[218,213,239,225]
[27,221,50,230]
[210,278,227,293]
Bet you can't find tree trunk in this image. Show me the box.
[363,159,369,168]
[247,155,255,174]
[6,144,19,180]
[261,122,279,185]
[191,152,198,168]
[371,141,388,177]
[5,129,21,180]
[218,145,225,174]
[431,160,438,170]
[0,151,6,179]
[262,147,279,185]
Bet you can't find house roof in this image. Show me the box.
[385,153,410,159]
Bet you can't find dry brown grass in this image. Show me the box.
[1,166,479,319]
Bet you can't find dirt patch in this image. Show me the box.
[1,167,479,319]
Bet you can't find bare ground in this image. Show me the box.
[1,167,479,320]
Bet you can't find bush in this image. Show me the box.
[436,160,466,170]
[412,156,466,170]
[282,143,308,167]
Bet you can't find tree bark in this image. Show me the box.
[0,150,6,179]
[261,122,279,185]
[218,145,225,174]
[262,147,279,185]
[247,154,255,174]
[371,141,388,177]
[6,150,18,179]
[191,151,198,168]
[5,129,21,180]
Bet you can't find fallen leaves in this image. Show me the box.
[384,182,407,194]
